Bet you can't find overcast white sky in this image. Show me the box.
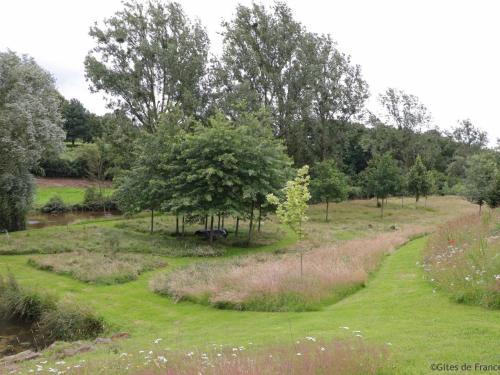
[1,0,499,142]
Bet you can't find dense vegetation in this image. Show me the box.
[423,212,500,309]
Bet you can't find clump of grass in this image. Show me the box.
[423,212,500,309]
[151,227,423,311]
[28,251,167,284]
[0,274,105,345]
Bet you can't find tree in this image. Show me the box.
[452,119,488,152]
[486,174,500,209]
[267,166,311,240]
[0,51,64,231]
[85,0,209,132]
[464,153,498,213]
[407,155,431,203]
[166,113,290,243]
[214,2,368,164]
[62,99,90,145]
[363,153,401,218]
[379,88,431,132]
[311,160,349,221]
[77,140,112,201]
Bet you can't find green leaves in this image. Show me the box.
[267,166,311,239]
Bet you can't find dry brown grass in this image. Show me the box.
[28,251,167,284]
[151,226,424,311]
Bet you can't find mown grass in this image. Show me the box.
[4,237,499,374]
[423,211,500,309]
[34,186,87,208]
[28,252,167,285]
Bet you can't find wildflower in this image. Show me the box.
[386,342,393,346]
[465,276,471,281]
[154,338,162,344]
[186,352,194,357]
[495,275,500,280]
[340,326,349,330]
[320,347,326,351]
[120,353,128,357]
[217,353,222,357]
[296,353,302,356]
[157,356,167,363]
[355,334,363,338]
[55,361,65,365]
[305,336,316,342]
[352,330,361,334]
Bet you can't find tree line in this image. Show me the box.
[1,0,498,232]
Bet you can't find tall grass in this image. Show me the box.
[28,251,167,284]
[423,212,500,309]
[151,227,424,311]
[0,274,105,345]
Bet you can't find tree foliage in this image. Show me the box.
[363,153,401,217]
[0,51,64,231]
[464,152,498,211]
[85,0,209,132]
[407,155,431,202]
[267,166,311,239]
[311,160,349,221]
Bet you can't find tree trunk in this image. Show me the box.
[217,214,221,229]
[401,195,404,208]
[181,216,185,236]
[381,198,384,218]
[248,201,255,243]
[150,208,154,235]
[479,204,482,215]
[258,203,262,232]
[204,215,208,230]
[221,215,225,229]
[235,217,239,236]
[175,215,179,235]
[209,215,214,243]
[326,200,329,222]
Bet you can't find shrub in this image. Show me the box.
[423,212,500,309]
[0,274,105,344]
[38,304,105,341]
[40,195,69,214]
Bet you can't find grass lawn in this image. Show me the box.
[34,186,87,208]
[1,196,497,374]
[3,237,498,374]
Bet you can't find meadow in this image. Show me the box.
[2,195,499,374]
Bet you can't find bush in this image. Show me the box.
[0,274,105,344]
[38,156,86,178]
[72,187,118,211]
[41,195,69,214]
[38,304,105,341]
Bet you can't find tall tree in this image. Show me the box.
[85,0,209,132]
[0,51,65,231]
[407,155,431,203]
[363,153,401,218]
[452,119,488,152]
[311,160,349,222]
[379,88,431,132]
[214,2,367,164]
[62,99,90,145]
[464,152,498,213]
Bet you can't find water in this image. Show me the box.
[27,211,118,229]
[0,321,39,358]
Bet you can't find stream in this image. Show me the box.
[0,321,40,358]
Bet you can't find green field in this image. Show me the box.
[34,186,87,208]
[2,196,498,373]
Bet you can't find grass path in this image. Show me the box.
[3,237,499,374]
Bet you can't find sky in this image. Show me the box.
[1,0,499,142]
